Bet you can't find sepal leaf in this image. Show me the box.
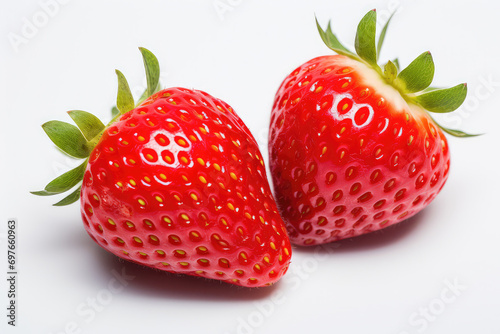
[384,60,398,83]
[115,69,135,114]
[377,11,395,59]
[355,9,378,66]
[315,17,356,58]
[414,83,467,113]
[396,51,435,93]
[139,47,160,97]
[68,110,105,141]
[53,186,82,206]
[42,121,91,159]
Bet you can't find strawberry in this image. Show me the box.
[268,10,475,246]
[33,48,291,287]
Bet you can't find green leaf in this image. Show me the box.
[46,161,87,193]
[414,83,467,113]
[53,186,82,206]
[315,17,356,58]
[392,58,400,71]
[396,51,435,93]
[139,47,160,98]
[68,110,105,141]
[355,9,378,66]
[377,11,395,60]
[384,60,398,83]
[439,126,481,138]
[42,121,91,159]
[31,190,57,196]
[111,106,120,118]
[427,114,481,138]
[115,69,135,114]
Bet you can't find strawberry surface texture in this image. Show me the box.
[268,10,472,246]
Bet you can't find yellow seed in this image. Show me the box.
[117,238,124,244]
[159,173,167,180]
[164,155,172,163]
[199,127,207,134]
[122,141,129,145]
[189,135,197,142]
[199,259,208,264]
[138,136,145,141]
[220,218,228,226]
[181,214,189,221]
[197,158,205,166]
[122,250,129,255]
[116,182,123,187]
[254,264,261,271]
[107,218,115,226]
[93,194,99,201]
[138,199,146,205]
[156,250,165,255]
[180,156,189,164]
[190,193,198,201]
[341,81,349,88]
[315,86,324,93]
[181,175,188,182]
[163,217,172,224]
[139,252,147,256]
[113,162,119,168]
[180,262,189,267]
[198,246,208,252]
[146,154,154,161]
[177,138,187,146]
[245,212,252,219]
[342,103,349,111]
[213,163,221,171]
[259,216,265,224]
[270,242,276,250]
[176,250,186,255]
[211,145,219,152]
[230,172,237,180]
[97,225,103,232]
[264,257,270,264]
[162,262,170,266]
[195,270,204,274]
[133,237,142,244]
[155,196,163,203]
[284,248,290,256]
[144,176,151,182]
[129,179,136,186]
[126,221,134,228]
[236,270,244,275]
[322,146,327,155]
[240,252,247,260]
[218,182,225,189]
[340,127,346,134]
[199,176,207,184]
[227,203,235,211]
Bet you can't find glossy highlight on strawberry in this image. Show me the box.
[268,10,473,246]
[34,49,291,287]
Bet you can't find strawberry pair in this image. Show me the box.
[34,10,472,287]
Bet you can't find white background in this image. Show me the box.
[1,0,499,333]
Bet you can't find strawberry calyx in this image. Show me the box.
[31,47,162,205]
[316,9,478,137]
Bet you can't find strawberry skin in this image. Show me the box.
[81,87,291,286]
[269,56,450,246]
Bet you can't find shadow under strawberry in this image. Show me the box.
[92,244,281,301]
[293,208,430,254]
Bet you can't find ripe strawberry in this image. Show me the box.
[268,10,475,246]
[33,48,291,287]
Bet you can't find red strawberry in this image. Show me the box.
[268,10,475,246]
[33,48,291,287]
